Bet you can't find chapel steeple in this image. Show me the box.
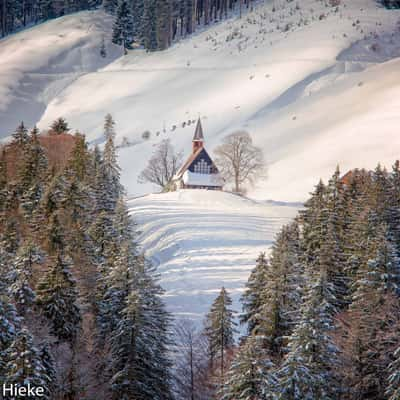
[192,118,204,153]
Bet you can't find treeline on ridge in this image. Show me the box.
[108,0,257,51]
[0,0,102,38]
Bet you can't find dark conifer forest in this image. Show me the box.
[0,117,172,399]
[0,1,102,38]
[109,0,258,51]
[219,165,400,400]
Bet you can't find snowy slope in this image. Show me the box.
[127,189,299,320]
[0,0,399,201]
[31,0,400,201]
[0,10,121,138]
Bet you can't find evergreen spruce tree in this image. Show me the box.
[46,211,67,254]
[9,243,43,314]
[50,117,70,134]
[132,0,145,38]
[39,0,56,19]
[322,167,348,307]
[240,252,269,335]
[36,255,81,341]
[0,148,7,191]
[4,329,51,398]
[347,223,400,399]
[156,0,172,50]
[108,249,173,400]
[103,0,119,13]
[112,0,134,54]
[0,149,9,223]
[1,218,20,255]
[205,287,236,380]
[40,173,69,219]
[387,347,400,400]
[100,35,107,57]
[220,336,277,400]
[0,298,20,380]
[40,344,57,397]
[12,121,29,146]
[19,127,48,215]
[388,160,400,260]
[102,113,123,206]
[99,243,134,337]
[274,275,340,400]
[69,132,89,181]
[142,0,157,50]
[242,223,303,357]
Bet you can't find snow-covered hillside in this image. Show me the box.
[0,10,121,138]
[0,0,399,201]
[29,0,400,202]
[128,190,299,320]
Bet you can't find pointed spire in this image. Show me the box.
[193,118,204,142]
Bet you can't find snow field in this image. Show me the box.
[127,189,299,321]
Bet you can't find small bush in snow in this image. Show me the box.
[142,131,151,140]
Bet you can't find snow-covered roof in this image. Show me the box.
[182,170,224,187]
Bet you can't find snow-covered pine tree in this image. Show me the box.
[132,0,145,38]
[347,223,400,399]
[112,0,134,53]
[240,252,269,335]
[243,222,303,357]
[0,298,21,381]
[40,344,57,396]
[156,0,172,50]
[4,329,51,399]
[300,179,327,267]
[142,0,157,50]
[388,160,400,259]
[0,148,7,191]
[369,164,391,225]
[100,35,107,57]
[46,211,67,254]
[98,242,134,337]
[9,242,43,315]
[39,0,56,19]
[205,287,236,380]
[50,117,70,134]
[220,335,277,400]
[40,173,69,220]
[102,113,123,206]
[89,210,117,276]
[108,248,173,400]
[36,254,81,341]
[0,149,9,225]
[19,127,48,217]
[12,121,30,146]
[322,167,348,307]
[103,0,119,14]
[386,347,400,400]
[274,274,340,400]
[1,218,20,256]
[68,132,90,182]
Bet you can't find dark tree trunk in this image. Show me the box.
[2,0,6,37]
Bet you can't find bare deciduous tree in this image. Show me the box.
[214,131,265,193]
[138,139,182,191]
[173,319,214,400]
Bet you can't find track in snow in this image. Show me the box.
[127,190,299,322]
